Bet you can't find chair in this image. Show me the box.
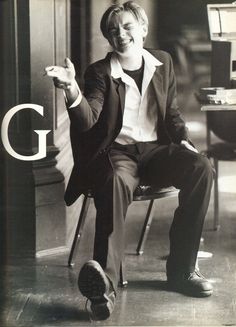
[68,185,178,286]
[201,106,236,230]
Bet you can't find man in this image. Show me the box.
[45,1,213,321]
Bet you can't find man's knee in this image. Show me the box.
[175,151,213,189]
[184,154,213,192]
[194,154,213,178]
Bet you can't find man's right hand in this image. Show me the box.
[44,57,76,90]
[45,58,81,105]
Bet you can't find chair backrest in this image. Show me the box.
[207,111,236,143]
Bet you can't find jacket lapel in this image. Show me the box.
[151,68,165,119]
[112,77,125,115]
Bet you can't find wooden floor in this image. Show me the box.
[1,85,236,326]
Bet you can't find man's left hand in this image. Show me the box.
[180,140,198,153]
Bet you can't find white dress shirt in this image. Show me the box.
[111,49,163,144]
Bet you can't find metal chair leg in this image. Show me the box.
[119,262,128,288]
[68,194,91,267]
[136,199,155,255]
[213,158,220,231]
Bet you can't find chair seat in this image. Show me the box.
[133,185,177,201]
[87,186,177,201]
[203,142,236,161]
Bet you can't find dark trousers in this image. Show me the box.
[91,142,213,290]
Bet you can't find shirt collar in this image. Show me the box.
[110,48,163,79]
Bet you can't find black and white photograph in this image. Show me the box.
[0,0,236,326]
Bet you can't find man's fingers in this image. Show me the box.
[186,144,198,153]
[184,143,198,153]
[53,77,70,89]
[65,57,73,68]
[45,59,74,78]
[44,60,75,85]
[45,66,57,73]
[44,66,64,78]
[53,77,63,88]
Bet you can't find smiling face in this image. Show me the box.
[107,11,148,58]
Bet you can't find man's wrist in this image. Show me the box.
[65,79,80,105]
[64,80,83,108]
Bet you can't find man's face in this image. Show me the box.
[107,11,148,57]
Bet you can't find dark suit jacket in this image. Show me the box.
[64,49,190,206]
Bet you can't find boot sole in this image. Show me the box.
[78,260,114,320]
[78,260,109,301]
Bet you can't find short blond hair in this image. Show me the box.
[100,1,149,40]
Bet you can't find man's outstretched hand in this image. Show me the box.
[181,140,198,153]
[45,58,76,90]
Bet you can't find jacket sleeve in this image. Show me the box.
[67,63,106,132]
[165,53,189,144]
